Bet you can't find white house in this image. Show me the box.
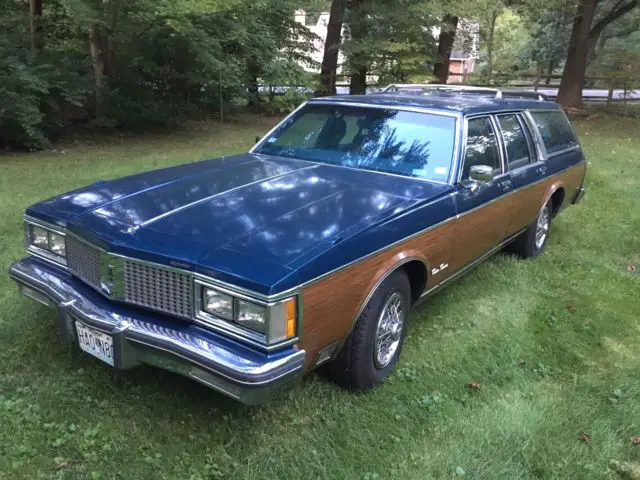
[294,9,346,74]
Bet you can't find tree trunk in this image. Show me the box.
[485,10,498,82]
[545,59,553,85]
[557,0,598,109]
[89,24,106,118]
[433,15,459,84]
[104,0,121,78]
[29,0,43,51]
[247,61,260,111]
[316,0,347,96]
[88,1,122,118]
[349,67,367,95]
[347,0,368,95]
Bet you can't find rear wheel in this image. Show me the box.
[509,201,552,258]
[328,270,411,390]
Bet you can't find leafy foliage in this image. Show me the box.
[342,0,439,85]
[0,0,315,149]
[2,0,639,148]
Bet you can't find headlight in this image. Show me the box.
[196,282,297,347]
[49,232,66,257]
[30,226,49,249]
[202,288,233,320]
[236,300,267,332]
[26,222,67,264]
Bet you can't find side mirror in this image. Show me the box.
[468,165,495,183]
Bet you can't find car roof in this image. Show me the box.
[308,93,562,115]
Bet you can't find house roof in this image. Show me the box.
[309,94,561,115]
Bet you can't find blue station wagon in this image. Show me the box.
[9,87,586,404]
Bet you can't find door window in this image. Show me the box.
[497,114,532,169]
[461,117,501,181]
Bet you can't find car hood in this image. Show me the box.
[28,153,451,294]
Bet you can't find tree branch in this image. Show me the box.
[590,0,638,38]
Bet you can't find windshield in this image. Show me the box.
[254,103,457,183]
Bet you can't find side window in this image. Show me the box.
[497,114,532,169]
[461,117,501,180]
[529,110,578,154]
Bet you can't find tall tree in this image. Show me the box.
[484,9,499,79]
[557,0,638,108]
[347,0,368,94]
[433,15,459,84]
[29,0,44,51]
[87,0,122,118]
[317,0,347,96]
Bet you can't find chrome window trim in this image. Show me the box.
[304,100,462,118]
[489,114,507,174]
[250,100,463,185]
[546,145,581,159]
[250,101,309,153]
[522,110,549,161]
[457,114,505,184]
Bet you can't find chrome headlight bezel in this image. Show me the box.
[25,220,68,266]
[195,279,298,348]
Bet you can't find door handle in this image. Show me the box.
[498,179,512,191]
[536,165,547,175]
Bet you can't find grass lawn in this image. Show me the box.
[1,114,639,480]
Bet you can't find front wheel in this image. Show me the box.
[328,270,411,390]
[509,201,552,258]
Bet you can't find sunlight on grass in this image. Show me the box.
[0,115,638,479]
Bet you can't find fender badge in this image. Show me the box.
[169,260,192,269]
[431,263,449,275]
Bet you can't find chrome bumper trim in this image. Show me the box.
[9,257,305,405]
[572,186,586,204]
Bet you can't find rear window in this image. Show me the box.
[529,111,578,154]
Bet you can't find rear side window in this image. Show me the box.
[497,114,532,168]
[529,111,578,154]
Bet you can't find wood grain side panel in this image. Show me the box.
[297,163,585,370]
[508,179,550,235]
[447,194,512,273]
[299,220,456,370]
[509,162,586,235]
[545,162,586,213]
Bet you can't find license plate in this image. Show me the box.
[75,321,114,366]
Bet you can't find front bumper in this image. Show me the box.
[9,257,305,405]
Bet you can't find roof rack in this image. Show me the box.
[378,84,548,101]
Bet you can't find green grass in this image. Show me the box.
[1,115,639,480]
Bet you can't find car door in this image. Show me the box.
[450,115,513,273]
[494,112,547,236]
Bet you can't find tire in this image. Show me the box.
[328,269,411,390]
[508,200,552,258]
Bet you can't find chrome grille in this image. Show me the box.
[66,236,101,289]
[124,261,193,318]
